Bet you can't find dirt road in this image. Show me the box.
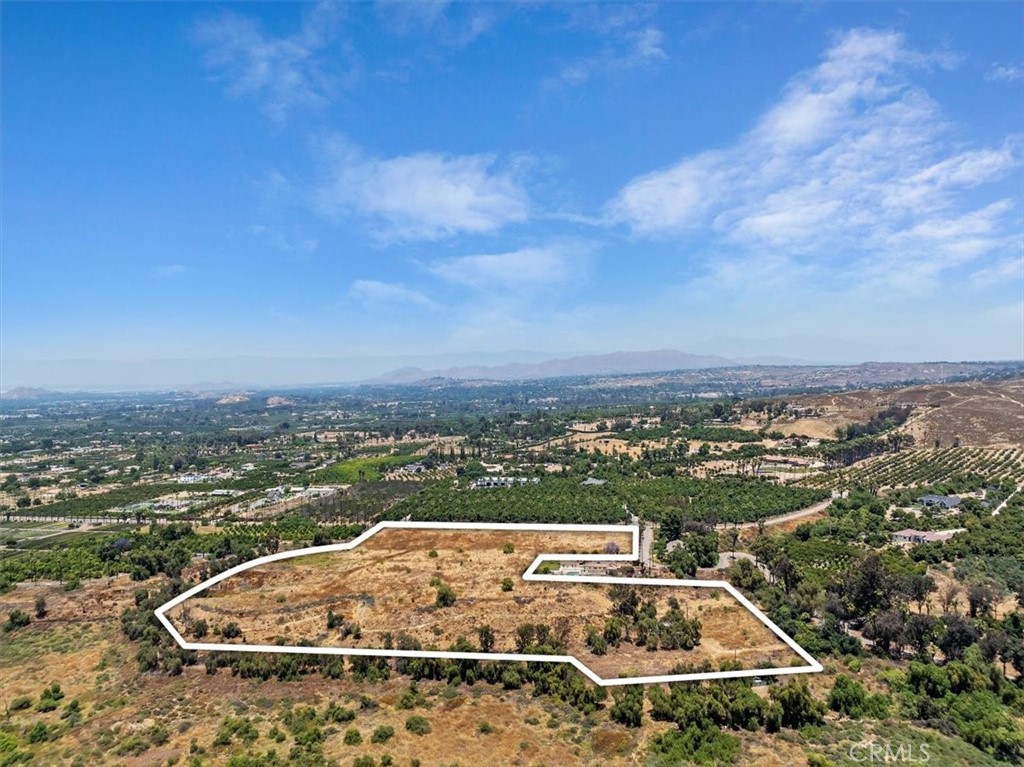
[715,497,834,530]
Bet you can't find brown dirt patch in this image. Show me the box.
[169,528,796,680]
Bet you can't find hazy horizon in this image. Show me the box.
[5,346,1022,391]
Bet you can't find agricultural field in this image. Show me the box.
[800,447,1024,491]
[316,456,426,484]
[385,477,828,526]
[166,527,799,680]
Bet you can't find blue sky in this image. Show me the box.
[3,2,1023,385]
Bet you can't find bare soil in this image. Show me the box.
[168,528,797,679]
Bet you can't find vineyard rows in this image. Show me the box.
[799,447,1024,490]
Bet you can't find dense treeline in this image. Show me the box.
[721,506,1024,762]
[383,476,826,526]
[0,516,364,590]
[619,477,828,524]
[834,405,913,441]
[383,480,627,524]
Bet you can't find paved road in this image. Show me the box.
[640,523,654,569]
[715,497,834,530]
[712,551,770,575]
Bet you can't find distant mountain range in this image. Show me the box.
[4,352,1017,395]
[370,349,749,384]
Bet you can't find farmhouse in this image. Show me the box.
[554,560,619,577]
[470,476,540,489]
[892,528,966,545]
[917,494,961,509]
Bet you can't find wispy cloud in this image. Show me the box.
[191,2,349,123]
[428,245,586,291]
[315,137,530,241]
[987,63,1024,82]
[375,0,500,47]
[546,25,666,91]
[250,224,318,255]
[607,28,1020,294]
[349,279,440,310]
[153,264,187,277]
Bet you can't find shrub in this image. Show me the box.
[501,578,514,592]
[405,716,431,736]
[222,622,242,639]
[435,584,456,608]
[371,725,394,744]
[35,683,64,712]
[34,597,47,618]
[827,675,867,718]
[343,728,362,745]
[113,734,150,756]
[9,696,31,712]
[4,609,30,632]
[477,721,493,734]
[503,543,515,554]
[325,702,356,723]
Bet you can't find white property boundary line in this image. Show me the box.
[155,521,822,686]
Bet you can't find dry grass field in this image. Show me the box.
[783,377,1024,447]
[167,528,798,680]
[0,609,658,767]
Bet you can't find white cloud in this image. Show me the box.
[315,138,530,240]
[428,246,583,291]
[987,63,1024,82]
[191,2,347,123]
[607,28,1021,291]
[349,279,440,310]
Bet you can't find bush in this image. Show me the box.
[4,609,30,632]
[26,722,49,744]
[477,721,494,734]
[647,726,740,766]
[501,577,514,592]
[405,716,431,736]
[827,675,867,718]
[371,725,394,744]
[435,584,456,608]
[325,702,356,723]
[113,734,150,756]
[343,728,362,745]
[9,696,32,712]
[34,597,47,618]
[503,543,515,554]
[35,683,64,712]
[222,622,242,639]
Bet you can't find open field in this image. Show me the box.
[783,377,1024,448]
[0,608,661,767]
[897,378,1024,448]
[529,431,668,459]
[167,528,798,679]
